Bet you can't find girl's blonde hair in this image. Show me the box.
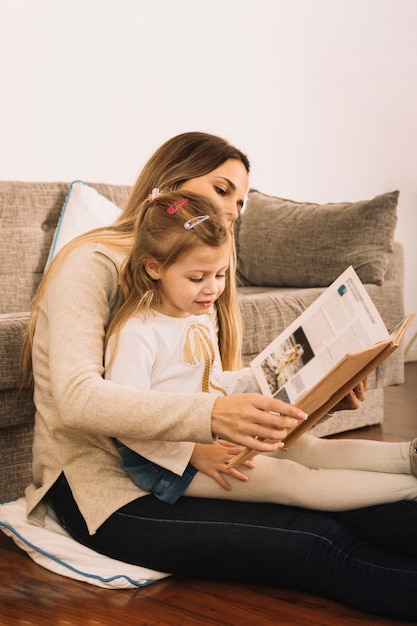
[106,191,240,370]
[21,132,249,381]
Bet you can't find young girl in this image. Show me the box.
[105,189,417,511]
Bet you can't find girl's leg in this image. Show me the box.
[49,474,417,621]
[185,454,417,510]
[274,434,413,474]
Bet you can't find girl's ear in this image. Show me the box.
[145,259,161,280]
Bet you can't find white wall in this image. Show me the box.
[1,0,416,350]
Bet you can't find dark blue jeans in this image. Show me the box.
[50,474,417,621]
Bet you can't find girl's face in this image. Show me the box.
[179,159,249,223]
[146,241,231,318]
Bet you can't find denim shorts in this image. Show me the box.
[116,441,197,505]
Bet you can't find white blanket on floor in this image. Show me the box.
[0,498,171,589]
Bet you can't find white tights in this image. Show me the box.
[184,435,417,511]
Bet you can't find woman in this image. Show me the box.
[22,132,417,621]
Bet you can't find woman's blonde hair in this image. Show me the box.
[22,132,249,381]
[106,191,240,371]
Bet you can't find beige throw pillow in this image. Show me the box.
[236,189,399,287]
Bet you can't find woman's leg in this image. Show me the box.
[185,454,417,511]
[49,474,417,621]
[336,499,417,557]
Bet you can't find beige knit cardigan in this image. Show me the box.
[25,243,216,535]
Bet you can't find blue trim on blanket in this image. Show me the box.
[0,499,159,588]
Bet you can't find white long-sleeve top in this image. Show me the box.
[105,312,260,475]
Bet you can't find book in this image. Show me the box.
[227,266,415,468]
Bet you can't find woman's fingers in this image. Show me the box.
[331,376,369,411]
[354,376,369,400]
[211,394,307,451]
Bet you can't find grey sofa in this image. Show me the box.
[0,181,405,501]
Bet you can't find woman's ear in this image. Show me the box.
[145,260,161,280]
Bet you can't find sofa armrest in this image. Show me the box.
[0,312,30,390]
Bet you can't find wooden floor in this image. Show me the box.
[1,362,416,626]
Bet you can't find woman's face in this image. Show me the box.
[179,158,249,223]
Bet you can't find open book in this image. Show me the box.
[228,266,415,468]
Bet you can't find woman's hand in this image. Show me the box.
[190,441,255,490]
[330,377,369,412]
[211,393,308,453]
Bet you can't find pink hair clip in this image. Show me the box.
[147,188,160,201]
[184,215,210,230]
[167,198,189,215]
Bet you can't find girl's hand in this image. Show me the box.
[190,441,255,491]
[211,393,308,453]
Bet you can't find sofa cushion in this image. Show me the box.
[0,181,131,314]
[46,181,122,265]
[236,190,399,288]
[0,182,69,314]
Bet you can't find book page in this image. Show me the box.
[250,266,390,404]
